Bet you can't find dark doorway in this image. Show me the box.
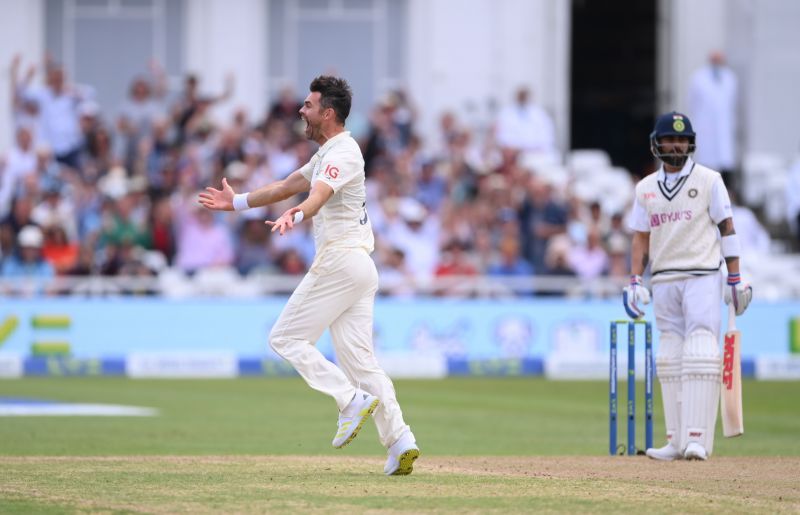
[571,0,657,178]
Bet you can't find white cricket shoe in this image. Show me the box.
[332,390,379,449]
[684,442,708,461]
[384,432,420,476]
[645,442,682,461]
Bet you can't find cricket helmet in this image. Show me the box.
[650,111,696,167]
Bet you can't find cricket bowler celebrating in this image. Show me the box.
[199,76,419,475]
[623,111,752,461]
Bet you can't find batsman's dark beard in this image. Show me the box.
[660,153,689,167]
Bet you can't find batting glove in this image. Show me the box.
[623,275,651,320]
[723,273,753,316]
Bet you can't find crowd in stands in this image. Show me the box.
[0,56,777,297]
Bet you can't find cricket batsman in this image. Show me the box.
[199,76,419,475]
[623,111,752,460]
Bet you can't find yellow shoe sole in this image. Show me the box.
[333,398,379,449]
[389,448,420,476]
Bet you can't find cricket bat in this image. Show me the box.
[721,303,744,437]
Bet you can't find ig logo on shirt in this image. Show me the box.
[323,164,339,180]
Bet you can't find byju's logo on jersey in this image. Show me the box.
[650,210,693,227]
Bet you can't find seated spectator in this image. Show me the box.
[377,246,416,298]
[41,224,78,275]
[31,181,78,243]
[173,204,234,274]
[275,248,306,275]
[487,235,534,276]
[435,239,478,277]
[567,227,608,279]
[1,225,54,293]
[147,196,176,264]
[236,218,274,275]
[0,196,36,257]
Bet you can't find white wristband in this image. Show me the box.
[292,210,304,224]
[721,234,741,258]
[232,193,250,211]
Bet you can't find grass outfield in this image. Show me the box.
[1,377,799,512]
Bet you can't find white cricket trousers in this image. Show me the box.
[269,247,410,448]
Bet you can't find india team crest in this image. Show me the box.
[673,119,685,132]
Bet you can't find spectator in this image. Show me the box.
[567,227,609,280]
[275,247,306,275]
[0,126,37,219]
[518,177,568,272]
[495,86,557,160]
[117,62,167,148]
[41,223,79,275]
[23,61,92,170]
[377,246,416,298]
[31,181,78,243]
[235,218,274,275]
[434,239,478,277]
[173,204,234,274]
[0,197,36,258]
[172,73,234,145]
[688,51,738,190]
[266,85,303,127]
[385,197,440,281]
[487,235,534,277]
[1,225,54,279]
[147,196,176,264]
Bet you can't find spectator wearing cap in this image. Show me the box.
[1,225,54,279]
[385,197,440,281]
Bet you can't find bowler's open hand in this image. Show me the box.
[198,177,235,211]
[266,206,302,235]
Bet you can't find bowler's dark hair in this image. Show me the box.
[309,76,352,124]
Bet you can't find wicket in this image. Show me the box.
[609,320,653,456]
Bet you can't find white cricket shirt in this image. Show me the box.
[628,159,733,282]
[300,131,374,254]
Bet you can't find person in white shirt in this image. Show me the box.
[199,76,419,476]
[495,86,557,160]
[624,112,752,462]
[688,51,738,186]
